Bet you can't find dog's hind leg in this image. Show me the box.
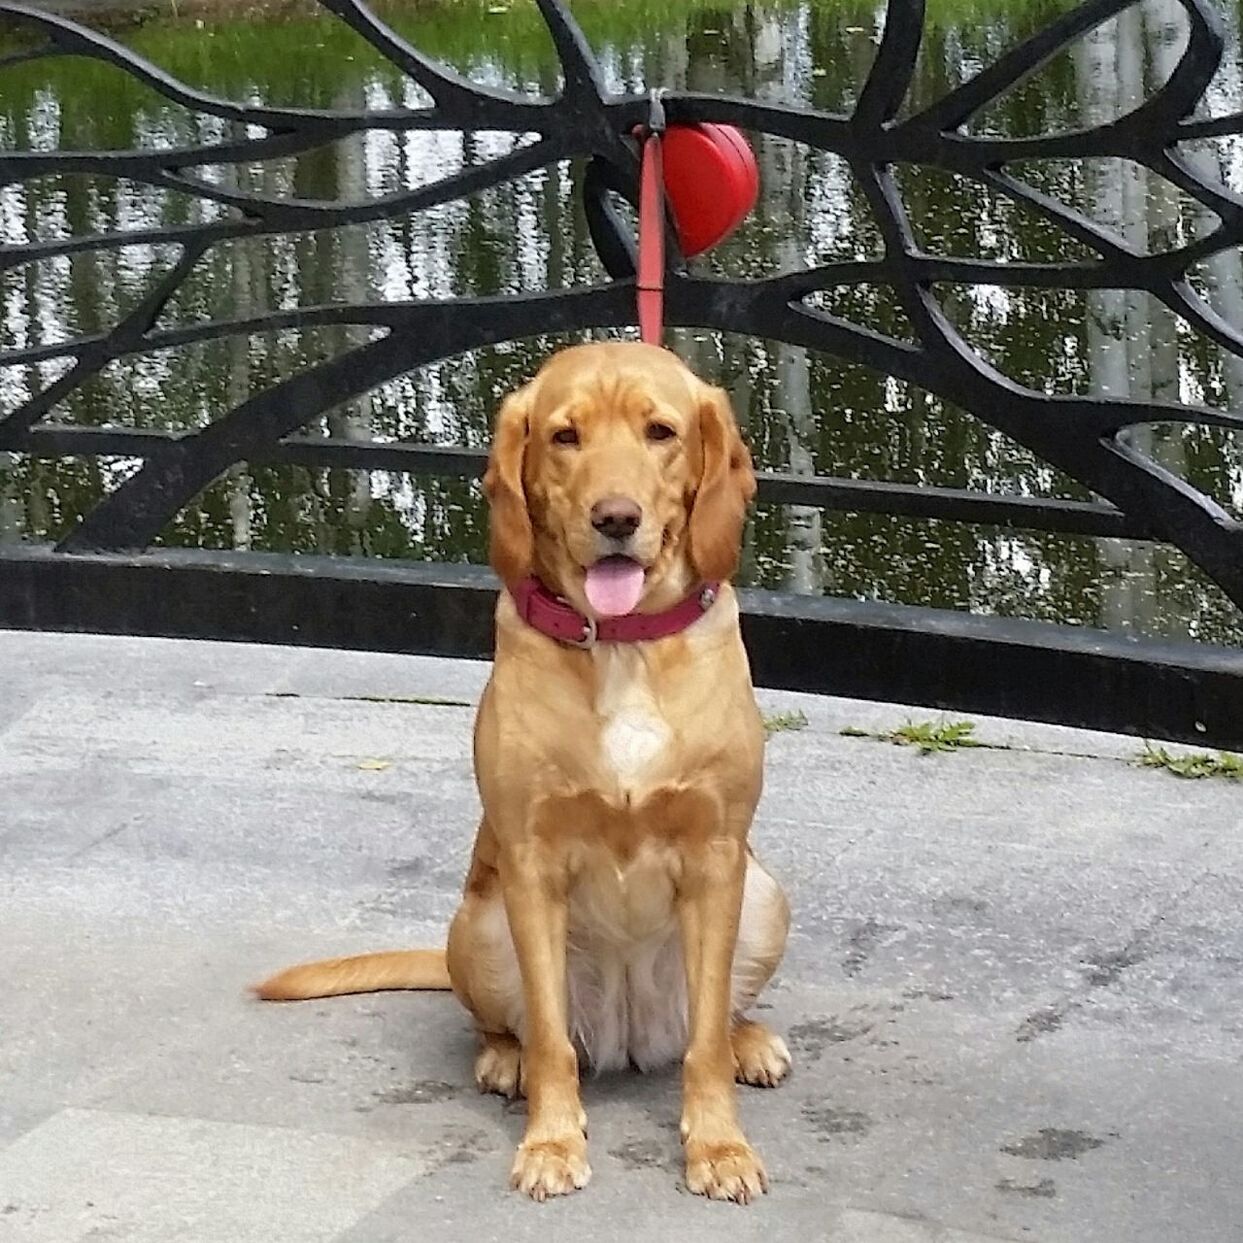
[475,1030,523,1098]
[730,855,792,1088]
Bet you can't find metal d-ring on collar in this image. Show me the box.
[567,613,598,649]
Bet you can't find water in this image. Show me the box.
[1,0,1241,644]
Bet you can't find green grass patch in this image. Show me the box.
[1136,743,1243,781]
[841,718,982,755]
[890,719,981,754]
[763,709,809,736]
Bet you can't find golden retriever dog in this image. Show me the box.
[255,341,791,1203]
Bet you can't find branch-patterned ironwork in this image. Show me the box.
[0,0,1240,615]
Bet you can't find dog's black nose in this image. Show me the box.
[591,496,642,541]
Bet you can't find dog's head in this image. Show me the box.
[483,341,756,619]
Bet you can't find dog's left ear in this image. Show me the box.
[483,382,535,586]
[688,383,756,583]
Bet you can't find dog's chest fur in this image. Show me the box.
[592,645,671,787]
[558,644,684,1070]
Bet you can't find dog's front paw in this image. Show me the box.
[684,1137,768,1204]
[510,1136,591,1201]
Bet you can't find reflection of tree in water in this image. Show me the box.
[0,0,1241,641]
[1070,0,1242,640]
[753,8,825,596]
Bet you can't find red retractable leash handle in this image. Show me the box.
[631,91,761,349]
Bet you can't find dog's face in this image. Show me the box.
[483,342,756,618]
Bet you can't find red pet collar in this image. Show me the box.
[509,577,722,648]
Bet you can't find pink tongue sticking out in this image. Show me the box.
[584,556,646,618]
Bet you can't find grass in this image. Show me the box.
[763,709,809,736]
[888,719,982,754]
[1136,743,1243,781]
[841,721,1243,775]
[841,718,982,755]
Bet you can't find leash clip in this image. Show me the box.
[646,87,667,138]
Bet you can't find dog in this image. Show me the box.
[255,341,791,1203]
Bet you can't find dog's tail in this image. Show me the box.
[252,949,451,1001]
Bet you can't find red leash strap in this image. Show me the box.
[636,132,665,345]
[635,90,667,347]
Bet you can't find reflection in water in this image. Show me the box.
[0,0,1241,642]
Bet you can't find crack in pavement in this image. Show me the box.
[1014,869,1213,1043]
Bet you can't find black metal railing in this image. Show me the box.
[0,0,1241,746]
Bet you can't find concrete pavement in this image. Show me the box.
[1,629,1240,1241]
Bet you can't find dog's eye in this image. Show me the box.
[551,427,579,446]
[646,422,676,443]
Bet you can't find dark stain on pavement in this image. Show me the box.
[610,1138,674,1171]
[1016,1004,1068,1043]
[803,1104,872,1140]
[1001,1129,1106,1160]
[372,1079,461,1105]
[997,1176,1057,1198]
[1082,944,1147,988]
[842,918,903,978]
[788,1016,874,1056]
[388,857,429,881]
[429,1126,497,1170]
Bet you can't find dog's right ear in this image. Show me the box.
[483,383,535,586]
